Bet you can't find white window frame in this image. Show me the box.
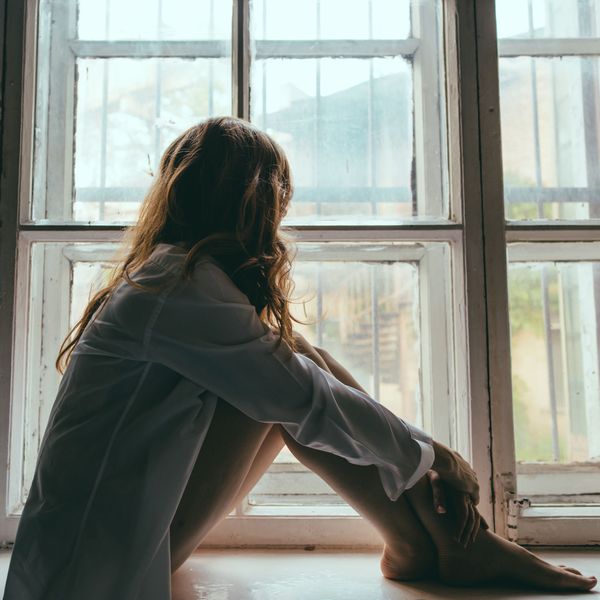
[15,0,599,548]
[494,0,600,544]
[504,230,600,544]
[0,0,502,545]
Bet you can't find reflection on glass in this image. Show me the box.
[509,262,600,463]
[73,58,231,222]
[252,57,413,221]
[496,0,600,39]
[78,0,231,41]
[500,57,600,220]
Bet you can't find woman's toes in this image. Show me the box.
[554,569,597,591]
[579,575,597,590]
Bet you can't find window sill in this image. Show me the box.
[517,505,600,545]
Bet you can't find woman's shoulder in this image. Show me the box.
[148,243,216,273]
[145,243,250,305]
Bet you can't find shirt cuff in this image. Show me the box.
[403,437,435,491]
[376,423,435,501]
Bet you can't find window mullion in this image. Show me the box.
[474,0,517,538]
[446,0,510,535]
[42,0,77,222]
[411,0,445,219]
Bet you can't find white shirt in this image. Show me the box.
[3,242,434,600]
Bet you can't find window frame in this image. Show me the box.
[505,227,600,544]
[496,0,600,543]
[0,0,501,545]
[10,0,588,548]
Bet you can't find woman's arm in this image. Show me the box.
[311,346,368,394]
[293,330,484,544]
[283,333,366,393]
[136,262,435,503]
[293,332,479,500]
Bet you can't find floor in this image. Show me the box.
[1,548,599,599]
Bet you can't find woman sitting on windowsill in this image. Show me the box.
[3,116,596,600]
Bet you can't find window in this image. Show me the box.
[497,0,600,544]
[1,0,596,547]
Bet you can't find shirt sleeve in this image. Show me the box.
[144,260,435,501]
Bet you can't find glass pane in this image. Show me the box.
[249,256,422,506]
[251,58,414,221]
[19,242,118,505]
[15,242,454,513]
[78,0,231,41]
[292,260,421,422]
[250,0,448,224]
[72,58,231,222]
[251,0,410,40]
[497,0,600,39]
[245,241,455,510]
[508,260,600,465]
[29,0,232,224]
[500,57,600,221]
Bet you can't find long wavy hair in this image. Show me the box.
[56,116,303,373]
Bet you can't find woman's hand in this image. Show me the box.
[429,473,489,547]
[431,440,479,503]
[428,441,488,547]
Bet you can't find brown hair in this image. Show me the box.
[56,116,303,373]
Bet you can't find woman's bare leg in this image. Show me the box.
[272,348,438,580]
[169,400,283,571]
[170,347,436,579]
[278,427,437,579]
[172,343,596,591]
[286,347,596,591]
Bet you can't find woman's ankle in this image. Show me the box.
[380,542,437,581]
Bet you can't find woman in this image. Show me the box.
[3,117,596,599]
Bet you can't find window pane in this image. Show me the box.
[508,259,600,465]
[78,0,231,41]
[29,0,232,224]
[249,256,422,507]
[71,58,231,222]
[251,58,414,221]
[245,242,455,510]
[251,0,410,40]
[17,242,118,505]
[500,56,600,221]
[14,241,455,513]
[250,0,449,224]
[496,0,600,222]
[497,0,600,39]
[292,260,421,421]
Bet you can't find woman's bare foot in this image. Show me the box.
[402,476,597,593]
[437,528,597,592]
